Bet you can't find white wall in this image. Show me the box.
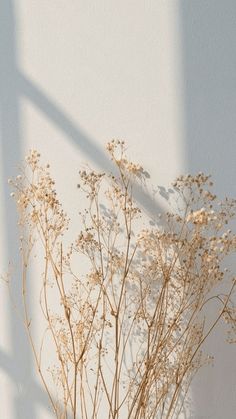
[1,1,236,418]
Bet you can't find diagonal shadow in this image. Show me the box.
[18,72,164,217]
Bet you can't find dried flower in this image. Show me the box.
[9,142,236,419]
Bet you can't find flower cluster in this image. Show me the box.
[106,139,147,178]
[9,156,69,240]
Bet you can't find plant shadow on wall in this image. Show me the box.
[9,141,236,419]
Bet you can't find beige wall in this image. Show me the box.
[1,1,236,418]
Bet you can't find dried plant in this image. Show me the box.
[9,141,236,419]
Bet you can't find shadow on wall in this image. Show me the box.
[180,0,236,195]
[0,0,37,418]
[0,1,164,418]
[180,1,236,418]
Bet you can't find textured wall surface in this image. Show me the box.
[0,1,236,418]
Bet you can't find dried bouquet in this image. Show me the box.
[9,141,236,419]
